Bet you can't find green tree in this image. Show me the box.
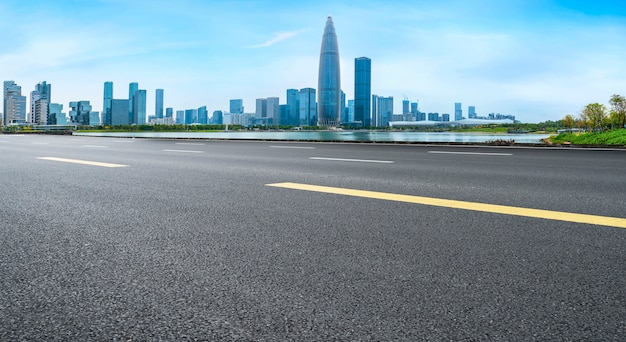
[562,114,575,129]
[582,103,607,132]
[609,94,626,129]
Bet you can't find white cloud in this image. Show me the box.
[247,30,305,48]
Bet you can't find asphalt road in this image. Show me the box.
[1,134,625,341]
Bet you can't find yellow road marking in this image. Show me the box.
[37,157,129,168]
[266,182,626,229]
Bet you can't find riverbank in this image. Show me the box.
[547,129,626,146]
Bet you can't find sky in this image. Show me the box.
[1,0,625,123]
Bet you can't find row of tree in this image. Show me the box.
[562,94,626,131]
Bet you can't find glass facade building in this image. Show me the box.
[455,102,462,121]
[3,81,27,125]
[155,89,164,119]
[299,88,316,126]
[286,89,299,126]
[354,57,371,127]
[230,99,243,114]
[103,82,113,126]
[133,89,147,125]
[317,16,341,127]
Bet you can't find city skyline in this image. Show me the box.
[1,1,625,123]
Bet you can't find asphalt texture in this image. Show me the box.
[1,134,625,341]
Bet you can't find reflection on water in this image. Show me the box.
[75,131,551,144]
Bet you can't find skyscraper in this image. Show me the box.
[354,57,371,127]
[317,16,341,127]
[3,81,26,125]
[230,99,244,114]
[133,89,147,125]
[454,102,462,121]
[267,97,280,125]
[128,82,138,123]
[155,89,164,119]
[103,82,113,126]
[286,89,299,126]
[468,106,476,119]
[299,88,316,126]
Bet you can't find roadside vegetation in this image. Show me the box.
[548,94,626,146]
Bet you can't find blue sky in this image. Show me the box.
[1,0,625,123]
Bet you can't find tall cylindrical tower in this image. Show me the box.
[317,16,341,127]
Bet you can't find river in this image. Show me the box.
[74,131,552,144]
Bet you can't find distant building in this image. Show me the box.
[454,102,462,121]
[176,110,184,124]
[230,99,244,114]
[317,16,341,126]
[49,103,65,125]
[372,95,393,127]
[402,99,410,121]
[133,89,147,124]
[103,82,113,125]
[166,107,173,119]
[267,97,280,125]
[198,106,208,124]
[155,89,164,119]
[185,109,197,125]
[299,88,316,126]
[442,113,450,122]
[354,57,371,127]
[111,99,130,126]
[286,89,299,126]
[428,112,440,121]
[128,82,138,123]
[69,101,93,126]
[255,98,267,119]
[212,110,223,125]
[3,81,27,125]
[468,106,476,119]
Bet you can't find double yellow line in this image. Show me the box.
[267,182,626,229]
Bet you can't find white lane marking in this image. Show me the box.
[163,149,204,154]
[83,145,108,148]
[32,142,49,145]
[114,140,135,143]
[270,146,315,149]
[428,151,513,156]
[175,142,206,146]
[309,157,394,164]
[37,157,128,168]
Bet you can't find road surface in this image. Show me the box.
[1,134,624,340]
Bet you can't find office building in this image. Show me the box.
[455,102,462,121]
[212,110,223,125]
[185,109,197,125]
[230,99,244,114]
[468,106,476,119]
[128,82,138,123]
[176,110,184,124]
[155,89,164,119]
[3,81,27,125]
[267,97,280,125]
[255,98,267,119]
[286,89,299,126]
[111,99,130,125]
[354,57,371,127]
[166,107,173,118]
[299,88,316,126]
[402,99,410,121]
[317,16,341,126]
[103,82,113,126]
[69,101,93,125]
[371,95,393,127]
[133,89,146,124]
[198,106,208,124]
